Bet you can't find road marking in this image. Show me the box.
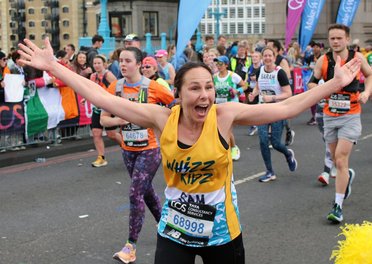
[360,133,372,141]
[235,171,265,185]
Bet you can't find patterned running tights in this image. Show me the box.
[121,148,162,243]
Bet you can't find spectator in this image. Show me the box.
[71,51,93,79]
[155,49,175,86]
[141,56,170,91]
[217,35,227,48]
[87,34,104,70]
[204,35,215,50]
[166,44,176,62]
[108,47,125,79]
[90,55,121,167]
[123,34,141,49]
[64,43,76,64]
[0,51,11,102]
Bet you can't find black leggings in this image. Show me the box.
[154,233,245,264]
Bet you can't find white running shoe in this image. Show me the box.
[318,172,330,186]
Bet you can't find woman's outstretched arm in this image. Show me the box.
[18,38,170,130]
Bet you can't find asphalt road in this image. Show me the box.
[1,106,372,264]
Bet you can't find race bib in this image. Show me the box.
[163,200,216,246]
[122,124,149,147]
[328,94,351,114]
[215,97,228,104]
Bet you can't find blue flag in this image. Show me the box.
[336,0,360,27]
[175,0,212,67]
[299,0,326,52]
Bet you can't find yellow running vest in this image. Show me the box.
[158,104,241,246]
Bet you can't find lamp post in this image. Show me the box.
[210,0,226,45]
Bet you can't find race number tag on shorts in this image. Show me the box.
[163,200,216,246]
[328,94,351,114]
[215,97,228,104]
[122,124,149,147]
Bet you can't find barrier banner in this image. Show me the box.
[285,0,306,49]
[0,102,25,134]
[293,68,304,94]
[77,94,93,126]
[336,0,360,27]
[299,0,326,52]
[302,68,313,92]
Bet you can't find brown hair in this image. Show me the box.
[328,24,350,37]
[174,62,212,98]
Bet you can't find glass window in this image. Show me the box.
[262,7,265,17]
[63,33,70,40]
[253,22,260,34]
[62,7,69,13]
[230,8,236,18]
[254,7,260,17]
[222,23,228,34]
[247,23,252,34]
[221,0,228,5]
[238,23,244,34]
[200,24,206,34]
[28,8,35,15]
[143,11,158,36]
[41,20,48,27]
[10,35,17,41]
[230,23,236,34]
[247,7,252,18]
[109,12,133,38]
[9,21,16,28]
[41,7,48,14]
[29,34,36,40]
[207,23,213,34]
[207,8,213,19]
[41,33,48,39]
[238,8,244,18]
[63,20,69,27]
[262,23,265,34]
[29,21,35,27]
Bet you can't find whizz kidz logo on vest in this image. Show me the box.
[166,157,215,185]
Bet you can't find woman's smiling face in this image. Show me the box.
[178,67,215,123]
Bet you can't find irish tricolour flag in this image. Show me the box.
[24,85,78,138]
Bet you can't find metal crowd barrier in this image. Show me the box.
[0,125,92,152]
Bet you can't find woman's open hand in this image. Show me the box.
[333,56,361,89]
[18,37,56,72]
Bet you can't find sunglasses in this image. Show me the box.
[141,65,152,69]
[216,61,225,66]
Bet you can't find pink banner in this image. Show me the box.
[285,0,306,49]
[77,94,93,126]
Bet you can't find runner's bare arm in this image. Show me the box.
[227,56,361,126]
[18,38,170,130]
